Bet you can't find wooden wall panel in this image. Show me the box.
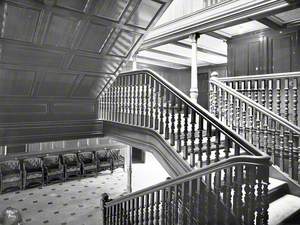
[228,28,300,76]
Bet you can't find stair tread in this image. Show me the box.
[269,178,287,192]
[269,194,300,225]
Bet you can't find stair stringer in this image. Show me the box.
[103,120,192,177]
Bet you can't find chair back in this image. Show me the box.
[78,152,94,164]
[0,160,20,176]
[23,158,43,172]
[43,155,60,169]
[63,153,78,166]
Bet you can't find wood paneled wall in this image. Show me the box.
[228,28,300,76]
[0,97,99,123]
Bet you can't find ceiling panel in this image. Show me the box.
[0,69,35,96]
[108,30,142,57]
[37,73,77,97]
[93,0,129,21]
[44,14,79,48]
[72,76,107,98]
[55,0,87,12]
[2,3,40,42]
[1,43,64,68]
[275,8,300,23]
[78,22,112,53]
[127,0,162,29]
[69,55,122,74]
[0,0,171,99]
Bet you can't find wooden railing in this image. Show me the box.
[99,69,270,224]
[217,72,300,126]
[99,70,266,169]
[102,156,270,225]
[210,76,300,184]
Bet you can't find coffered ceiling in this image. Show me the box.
[0,0,171,99]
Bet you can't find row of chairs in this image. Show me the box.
[0,149,125,194]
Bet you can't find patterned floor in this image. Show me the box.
[0,169,127,225]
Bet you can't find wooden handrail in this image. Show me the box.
[105,155,270,207]
[217,71,300,82]
[210,77,300,135]
[118,69,267,157]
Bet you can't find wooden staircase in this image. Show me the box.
[99,69,300,225]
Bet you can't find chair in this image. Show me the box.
[0,159,22,193]
[95,149,113,173]
[62,153,81,180]
[111,149,125,171]
[43,155,64,184]
[22,157,44,189]
[78,151,97,176]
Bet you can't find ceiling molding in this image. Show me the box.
[173,42,227,58]
[257,16,286,30]
[140,0,297,50]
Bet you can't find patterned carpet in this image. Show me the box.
[0,169,127,225]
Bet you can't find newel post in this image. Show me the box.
[101,193,109,225]
[209,71,219,116]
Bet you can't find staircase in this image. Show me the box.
[99,69,300,225]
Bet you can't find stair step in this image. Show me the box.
[269,178,289,203]
[269,194,300,225]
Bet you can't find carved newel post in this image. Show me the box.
[101,193,109,225]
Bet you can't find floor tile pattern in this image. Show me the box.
[0,169,127,225]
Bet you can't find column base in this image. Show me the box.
[190,90,198,103]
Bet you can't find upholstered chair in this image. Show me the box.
[111,149,125,171]
[43,155,64,184]
[62,153,81,180]
[22,157,44,189]
[0,159,22,193]
[95,149,113,173]
[78,151,97,176]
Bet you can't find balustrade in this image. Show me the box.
[210,76,300,184]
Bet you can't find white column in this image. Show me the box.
[190,33,200,102]
[126,146,133,193]
[132,54,137,70]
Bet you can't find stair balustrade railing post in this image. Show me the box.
[101,193,110,225]
[210,71,219,116]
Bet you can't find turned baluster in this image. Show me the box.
[149,77,154,128]
[223,91,229,126]
[170,95,176,146]
[229,91,234,129]
[263,114,269,155]
[145,194,149,225]
[206,122,212,165]
[213,170,221,225]
[224,167,233,225]
[260,80,266,107]
[107,84,111,121]
[209,82,215,114]
[131,199,135,225]
[196,177,204,224]
[235,98,240,134]
[293,78,298,126]
[136,75,141,126]
[173,184,179,224]
[241,102,247,138]
[270,120,276,163]
[247,80,252,99]
[166,186,172,224]
[140,196,144,225]
[135,197,139,225]
[279,126,285,172]
[288,132,295,179]
[248,106,254,144]
[140,74,145,126]
[198,115,204,167]
[183,104,189,160]
[132,75,137,125]
[275,122,281,166]
[154,80,159,130]
[128,76,132,124]
[241,80,246,96]
[110,82,114,121]
[256,110,261,148]
[190,110,196,167]
[233,164,243,224]
[161,189,166,225]
[246,165,256,224]
[218,87,223,120]
[268,80,273,112]
[214,129,220,162]
[284,78,290,121]
[150,192,154,225]
[121,76,126,123]
[254,80,259,103]
[155,191,160,225]
[159,86,165,134]
[176,99,182,153]
[145,75,150,127]
[213,84,219,117]
[276,79,281,116]
[125,76,130,124]
[165,90,170,140]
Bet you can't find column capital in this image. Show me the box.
[189,33,201,43]
[210,71,219,78]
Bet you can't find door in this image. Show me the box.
[197,72,209,109]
